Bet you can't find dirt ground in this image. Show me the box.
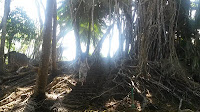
[0,59,200,112]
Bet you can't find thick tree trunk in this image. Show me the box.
[135,0,178,76]
[0,0,11,73]
[34,0,54,99]
[86,9,92,57]
[52,1,57,71]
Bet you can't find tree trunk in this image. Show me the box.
[7,36,13,64]
[34,0,54,99]
[124,30,130,57]
[74,16,82,60]
[124,7,132,57]
[86,8,92,57]
[108,30,112,58]
[52,1,57,71]
[0,22,2,31]
[0,0,11,73]
[117,20,123,57]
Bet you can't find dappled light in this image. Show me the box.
[0,0,200,111]
[0,75,75,111]
[0,87,33,112]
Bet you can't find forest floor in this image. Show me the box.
[0,58,200,112]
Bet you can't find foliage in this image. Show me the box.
[57,0,112,47]
[57,0,73,38]
[6,8,36,42]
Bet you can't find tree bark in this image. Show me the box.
[0,22,2,31]
[124,10,132,57]
[34,0,54,99]
[0,0,11,73]
[52,0,57,71]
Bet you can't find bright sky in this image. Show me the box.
[0,0,119,61]
[61,25,119,60]
[0,0,44,19]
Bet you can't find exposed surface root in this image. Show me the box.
[0,59,200,111]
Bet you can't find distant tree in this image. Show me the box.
[57,0,107,59]
[6,8,36,62]
[57,0,134,60]
[0,0,11,74]
[35,0,44,32]
[34,0,54,99]
[32,0,45,60]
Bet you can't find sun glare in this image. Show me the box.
[101,25,119,57]
[61,31,76,61]
[0,0,120,61]
[11,0,39,21]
